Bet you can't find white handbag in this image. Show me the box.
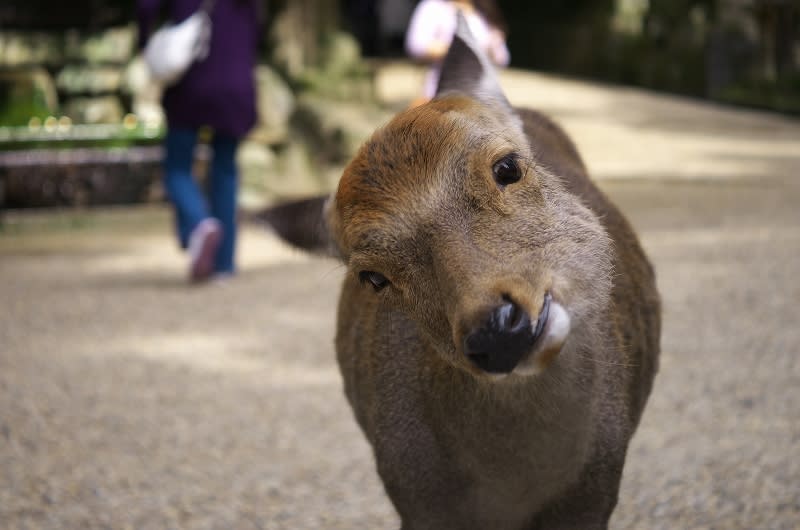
[144,0,216,85]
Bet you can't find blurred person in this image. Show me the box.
[405,0,510,103]
[137,0,262,283]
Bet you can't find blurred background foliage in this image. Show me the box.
[0,0,798,208]
[501,0,800,113]
[2,0,798,122]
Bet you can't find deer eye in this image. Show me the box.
[359,270,390,292]
[492,155,522,187]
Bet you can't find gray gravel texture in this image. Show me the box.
[2,66,800,529]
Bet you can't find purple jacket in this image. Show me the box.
[137,0,262,138]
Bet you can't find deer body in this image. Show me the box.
[332,101,659,529]
[260,17,660,530]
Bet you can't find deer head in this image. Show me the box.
[325,14,612,378]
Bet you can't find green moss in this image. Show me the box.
[0,84,53,127]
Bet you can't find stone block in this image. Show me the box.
[62,95,124,124]
[65,25,136,65]
[56,65,123,95]
[0,31,63,66]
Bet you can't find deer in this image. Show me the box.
[259,14,661,530]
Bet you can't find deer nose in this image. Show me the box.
[463,298,535,374]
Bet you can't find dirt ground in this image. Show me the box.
[2,67,799,529]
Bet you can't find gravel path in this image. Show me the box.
[2,66,799,529]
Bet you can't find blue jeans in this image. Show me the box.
[163,128,239,274]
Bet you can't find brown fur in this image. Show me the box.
[323,91,660,529]
[259,25,660,529]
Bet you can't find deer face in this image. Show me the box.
[327,12,613,379]
[329,95,612,379]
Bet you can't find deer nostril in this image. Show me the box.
[494,297,525,333]
[464,297,533,374]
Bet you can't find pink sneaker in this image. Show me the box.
[188,218,222,283]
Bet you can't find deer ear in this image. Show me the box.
[435,11,510,109]
[254,194,341,258]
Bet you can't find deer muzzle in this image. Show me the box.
[463,293,552,374]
